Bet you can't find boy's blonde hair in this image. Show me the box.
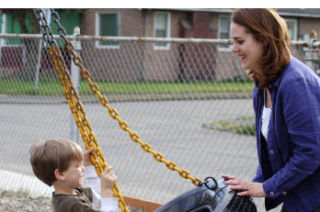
[30,138,83,186]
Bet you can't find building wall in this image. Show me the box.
[80,9,145,82]
[142,10,189,81]
[79,9,320,83]
[299,18,320,40]
[209,13,246,81]
[81,9,144,36]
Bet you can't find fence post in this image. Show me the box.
[0,13,7,66]
[70,26,81,143]
[304,30,319,72]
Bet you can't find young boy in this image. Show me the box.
[30,138,120,212]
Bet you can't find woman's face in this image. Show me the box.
[231,22,264,70]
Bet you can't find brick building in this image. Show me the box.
[1,9,320,81]
[79,8,320,81]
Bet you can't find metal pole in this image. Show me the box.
[70,26,81,143]
[34,40,43,92]
[0,13,7,63]
[304,30,317,71]
[34,9,50,92]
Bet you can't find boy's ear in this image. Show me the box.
[54,169,65,180]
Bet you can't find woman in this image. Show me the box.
[222,9,320,212]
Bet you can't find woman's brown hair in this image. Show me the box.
[232,9,291,88]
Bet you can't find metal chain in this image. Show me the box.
[46,9,203,188]
[34,9,129,212]
[34,6,202,203]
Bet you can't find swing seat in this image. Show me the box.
[155,178,257,212]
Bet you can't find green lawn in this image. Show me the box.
[0,77,254,96]
[205,116,256,136]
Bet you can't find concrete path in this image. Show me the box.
[0,97,281,211]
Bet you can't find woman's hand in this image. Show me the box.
[222,175,267,197]
[83,147,94,167]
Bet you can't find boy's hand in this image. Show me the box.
[83,147,94,167]
[101,166,117,198]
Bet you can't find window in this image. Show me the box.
[96,13,120,48]
[285,19,297,41]
[0,13,4,46]
[218,15,231,50]
[0,13,2,33]
[154,12,170,49]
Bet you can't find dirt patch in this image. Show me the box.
[0,189,52,212]
[0,189,143,212]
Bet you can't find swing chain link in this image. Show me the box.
[63,41,203,186]
[47,8,202,188]
[34,9,55,46]
[35,6,203,202]
[34,9,129,212]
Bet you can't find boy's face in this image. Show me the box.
[62,160,84,188]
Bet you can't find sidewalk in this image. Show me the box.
[0,169,52,198]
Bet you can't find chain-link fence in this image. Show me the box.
[1,32,320,211]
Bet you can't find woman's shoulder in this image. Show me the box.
[284,57,311,76]
[279,57,320,87]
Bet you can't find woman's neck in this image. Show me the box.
[265,88,272,108]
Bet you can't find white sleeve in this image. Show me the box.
[100,197,120,212]
[84,165,101,196]
[84,166,120,211]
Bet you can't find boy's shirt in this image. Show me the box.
[52,165,119,212]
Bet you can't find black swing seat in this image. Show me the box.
[155,178,257,212]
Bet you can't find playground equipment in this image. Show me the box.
[33,9,257,212]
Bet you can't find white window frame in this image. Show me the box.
[153,12,171,50]
[0,13,6,46]
[218,15,232,51]
[95,12,120,49]
[285,18,297,41]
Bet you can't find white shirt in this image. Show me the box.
[262,105,271,141]
[84,165,119,212]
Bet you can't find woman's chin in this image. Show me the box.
[241,63,249,70]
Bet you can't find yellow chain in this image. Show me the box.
[48,46,129,212]
[62,37,203,187]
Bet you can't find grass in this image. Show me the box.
[205,116,255,136]
[0,188,29,198]
[0,77,254,96]
[16,189,30,198]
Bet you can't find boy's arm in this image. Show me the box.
[83,148,103,196]
[84,166,119,211]
[53,192,101,212]
[83,148,119,211]
[100,197,120,212]
[84,165,101,196]
[58,197,117,212]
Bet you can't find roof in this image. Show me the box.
[154,8,320,18]
[277,9,320,18]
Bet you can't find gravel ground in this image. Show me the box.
[0,189,143,212]
[0,189,52,212]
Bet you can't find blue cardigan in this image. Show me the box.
[252,57,320,211]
